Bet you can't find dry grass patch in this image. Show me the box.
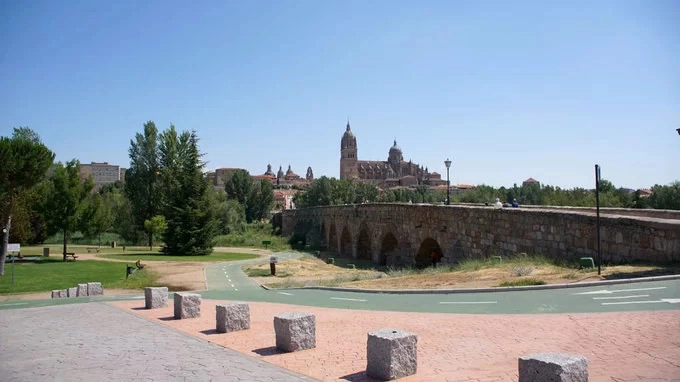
[244,255,382,288]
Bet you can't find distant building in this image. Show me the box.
[522,177,540,187]
[339,121,445,188]
[79,162,122,190]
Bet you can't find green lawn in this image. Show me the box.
[0,258,158,294]
[101,252,259,262]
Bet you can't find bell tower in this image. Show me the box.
[340,120,358,180]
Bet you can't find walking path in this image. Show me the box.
[0,303,313,382]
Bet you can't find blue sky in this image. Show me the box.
[1,0,678,189]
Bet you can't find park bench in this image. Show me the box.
[64,253,78,261]
[86,247,100,253]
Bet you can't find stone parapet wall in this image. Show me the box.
[282,204,680,264]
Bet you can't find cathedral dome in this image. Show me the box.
[341,121,356,149]
[389,140,402,155]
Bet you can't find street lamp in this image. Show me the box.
[444,158,452,205]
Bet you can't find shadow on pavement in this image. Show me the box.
[338,371,380,381]
[252,346,280,356]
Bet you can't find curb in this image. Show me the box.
[267,274,680,295]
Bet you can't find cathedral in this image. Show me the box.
[339,121,444,188]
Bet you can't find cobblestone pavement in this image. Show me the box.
[113,299,680,382]
[0,303,314,382]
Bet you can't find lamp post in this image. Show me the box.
[444,158,452,205]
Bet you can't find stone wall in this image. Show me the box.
[282,204,680,266]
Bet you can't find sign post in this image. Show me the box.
[595,165,601,276]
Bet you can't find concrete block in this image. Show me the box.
[87,282,103,296]
[519,352,588,382]
[67,287,78,298]
[144,287,168,309]
[174,292,201,319]
[216,303,250,333]
[51,290,66,299]
[367,328,418,380]
[274,312,316,352]
[77,283,88,297]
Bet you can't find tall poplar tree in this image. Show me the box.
[125,121,161,247]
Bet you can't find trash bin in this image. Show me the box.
[270,256,278,276]
[43,247,50,257]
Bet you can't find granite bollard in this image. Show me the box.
[67,287,78,298]
[87,282,103,296]
[77,283,88,297]
[51,289,67,299]
[273,312,316,352]
[366,328,418,380]
[144,287,168,309]
[216,303,250,333]
[174,292,201,319]
[519,353,588,382]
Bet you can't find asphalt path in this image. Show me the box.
[2,251,679,314]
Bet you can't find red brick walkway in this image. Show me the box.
[112,300,680,381]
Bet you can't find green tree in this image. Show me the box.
[161,131,216,256]
[125,121,161,248]
[100,181,137,243]
[648,181,680,210]
[224,170,274,222]
[143,215,167,250]
[44,160,93,261]
[0,128,55,275]
[79,192,111,247]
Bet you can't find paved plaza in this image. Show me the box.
[0,303,313,381]
[1,299,679,381]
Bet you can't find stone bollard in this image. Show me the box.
[273,312,316,352]
[174,292,202,319]
[216,303,250,333]
[519,353,588,382]
[67,287,78,298]
[366,328,418,380]
[144,287,168,309]
[77,283,88,297]
[87,282,103,296]
[51,289,67,299]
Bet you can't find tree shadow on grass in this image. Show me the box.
[602,266,680,280]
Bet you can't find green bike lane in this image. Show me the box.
[200,251,680,314]
[2,250,679,314]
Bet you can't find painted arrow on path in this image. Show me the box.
[573,287,666,295]
[601,298,680,305]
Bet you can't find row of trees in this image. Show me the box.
[294,176,680,210]
[1,123,277,275]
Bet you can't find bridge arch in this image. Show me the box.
[340,225,353,257]
[415,237,443,268]
[356,222,372,261]
[379,232,399,266]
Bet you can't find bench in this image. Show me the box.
[86,247,100,253]
[64,253,78,261]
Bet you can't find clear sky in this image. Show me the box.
[1,0,678,189]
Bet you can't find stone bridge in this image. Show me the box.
[281,204,680,267]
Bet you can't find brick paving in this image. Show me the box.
[112,299,680,381]
[0,303,313,381]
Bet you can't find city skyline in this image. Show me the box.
[2,1,678,190]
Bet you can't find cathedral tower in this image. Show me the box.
[340,120,358,180]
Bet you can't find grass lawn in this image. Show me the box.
[0,258,158,294]
[101,252,259,262]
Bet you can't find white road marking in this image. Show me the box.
[602,298,680,306]
[1,302,28,306]
[574,287,666,295]
[278,292,294,296]
[230,284,235,288]
[234,288,238,291]
[439,301,497,304]
[592,295,649,300]
[331,297,367,302]
[130,296,145,299]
